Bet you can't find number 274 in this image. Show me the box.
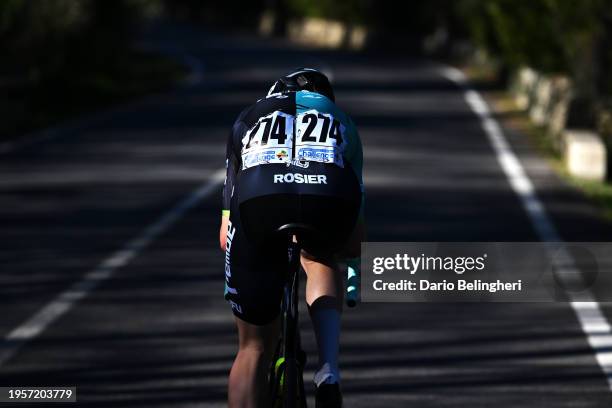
[300,113,343,144]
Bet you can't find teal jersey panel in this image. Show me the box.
[295,90,364,190]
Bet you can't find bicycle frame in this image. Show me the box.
[283,238,301,405]
[270,233,307,408]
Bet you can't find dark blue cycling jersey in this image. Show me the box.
[222,90,364,218]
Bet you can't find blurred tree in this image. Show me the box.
[284,0,450,53]
[277,0,612,95]
[67,0,144,74]
[0,0,184,139]
[0,0,160,80]
[3,0,611,101]
[0,0,87,78]
[453,0,612,127]
[455,0,610,76]
[162,0,266,29]
[365,0,451,52]
[286,0,366,23]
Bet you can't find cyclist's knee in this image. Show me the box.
[237,342,266,357]
[235,316,279,353]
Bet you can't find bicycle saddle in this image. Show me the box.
[276,223,318,237]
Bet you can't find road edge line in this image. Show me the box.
[440,65,612,390]
[0,169,225,367]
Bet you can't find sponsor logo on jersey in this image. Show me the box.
[276,150,288,159]
[273,173,327,184]
[224,220,238,295]
[297,147,336,162]
[229,300,242,313]
[244,150,277,167]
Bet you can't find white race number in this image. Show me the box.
[241,111,294,169]
[296,109,345,166]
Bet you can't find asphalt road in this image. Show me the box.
[2,21,612,407]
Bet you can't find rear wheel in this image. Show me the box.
[268,341,285,408]
[268,340,307,408]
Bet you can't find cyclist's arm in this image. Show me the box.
[219,119,243,251]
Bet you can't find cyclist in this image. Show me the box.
[219,68,365,408]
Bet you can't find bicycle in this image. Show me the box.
[268,222,360,407]
[268,223,310,408]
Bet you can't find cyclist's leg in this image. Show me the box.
[297,193,359,405]
[302,253,343,307]
[229,316,280,408]
[225,200,285,407]
[301,253,343,386]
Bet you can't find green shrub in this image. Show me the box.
[456,0,611,76]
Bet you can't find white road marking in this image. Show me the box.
[440,66,612,389]
[0,169,226,366]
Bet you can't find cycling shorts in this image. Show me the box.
[224,163,361,325]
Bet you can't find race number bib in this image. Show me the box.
[295,109,345,167]
[241,109,346,169]
[241,111,294,170]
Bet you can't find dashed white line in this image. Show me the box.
[440,65,612,389]
[0,169,225,366]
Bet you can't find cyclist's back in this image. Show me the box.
[234,89,362,253]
